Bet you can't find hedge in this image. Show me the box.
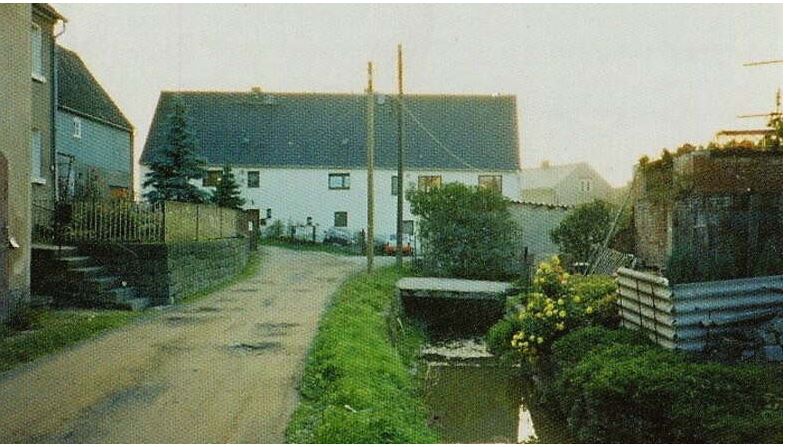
[544,327,783,443]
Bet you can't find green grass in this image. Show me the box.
[0,309,140,373]
[0,249,262,373]
[286,266,439,444]
[261,238,361,256]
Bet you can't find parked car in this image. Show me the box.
[384,234,413,256]
[324,227,355,246]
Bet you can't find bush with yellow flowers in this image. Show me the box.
[486,256,619,362]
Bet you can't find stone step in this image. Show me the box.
[31,244,79,260]
[109,297,150,311]
[83,275,122,293]
[54,256,94,269]
[67,266,107,278]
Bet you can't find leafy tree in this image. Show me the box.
[211,165,246,209]
[550,199,613,263]
[143,98,207,204]
[407,182,519,281]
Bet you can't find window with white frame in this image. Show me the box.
[31,23,44,80]
[31,129,44,182]
[73,117,82,138]
[580,178,592,192]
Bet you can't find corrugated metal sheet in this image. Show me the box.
[616,268,783,351]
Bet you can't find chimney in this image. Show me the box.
[541,160,551,169]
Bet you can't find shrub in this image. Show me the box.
[285,268,438,443]
[550,199,614,263]
[546,327,783,443]
[489,257,620,362]
[407,182,519,281]
[485,318,517,356]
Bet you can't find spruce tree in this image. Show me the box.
[211,165,246,209]
[143,98,207,204]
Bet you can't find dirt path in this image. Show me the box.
[0,247,378,443]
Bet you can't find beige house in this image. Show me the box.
[520,161,614,206]
[0,4,33,320]
[0,4,64,321]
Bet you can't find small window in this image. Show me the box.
[31,129,44,182]
[478,175,503,193]
[72,117,82,139]
[580,178,592,192]
[247,170,260,188]
[306,216,313,225]
[31,23,44,80]
[266,208,272,219]
[328,173,350,190]
[403,220,414,235]
[334,211,348,227]
[203,170,221,187]
[417,175,442,192]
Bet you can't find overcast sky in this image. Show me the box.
[54,3,782,187]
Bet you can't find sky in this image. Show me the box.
[54,3,782,187]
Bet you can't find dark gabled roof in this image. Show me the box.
[140,91,520,171]
[56,46,132,131]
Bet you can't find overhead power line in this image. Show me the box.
[400,103,477,170]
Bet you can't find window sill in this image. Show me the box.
[31,177,47,185]
[328,187,350,191]
[32,73,46,83]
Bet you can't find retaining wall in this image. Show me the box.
[80,237,250,305]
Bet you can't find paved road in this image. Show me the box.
[0,247,383,443]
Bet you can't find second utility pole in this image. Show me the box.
[395,44,405,269]
[366,62,375,274]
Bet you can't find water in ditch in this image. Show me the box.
[421,338,571,444]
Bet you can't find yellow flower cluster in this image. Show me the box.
[511,330,544,356]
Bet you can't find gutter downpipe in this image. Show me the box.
[52,19,66,205]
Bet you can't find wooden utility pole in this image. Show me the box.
[396,44,405,269]
[366,61,375,273]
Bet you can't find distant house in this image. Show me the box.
[519,161,614,206]
[140,91,522,238]
[508,201,572,264]
[56,45,134,199]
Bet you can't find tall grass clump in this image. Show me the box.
[286,267,438,443]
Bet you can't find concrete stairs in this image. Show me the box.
[31,245,151,311]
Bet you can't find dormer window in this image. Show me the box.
[580,178,592,192]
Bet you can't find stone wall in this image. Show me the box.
[80,237,249,305]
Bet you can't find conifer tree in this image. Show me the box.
[211,165,246,209]
[143,98,207,204]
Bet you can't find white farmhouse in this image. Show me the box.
[140,91,522,239]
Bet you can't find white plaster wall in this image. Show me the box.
[141,165,520,238]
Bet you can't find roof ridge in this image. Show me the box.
[160,90,516,99]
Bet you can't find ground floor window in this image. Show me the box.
[334,211,348,227]
[247,170,260,188]
[403,220,414,235]
[478,175,503,193]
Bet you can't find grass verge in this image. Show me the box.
[285,266,439,443]
[0,309,139,373]
[261,238,361,256]
[0,249,261,373]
